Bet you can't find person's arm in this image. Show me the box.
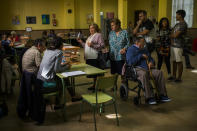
[54,52,70,73]
[136,29,150,36]
[120,31,130,54]
[171,31,182,38]
[77,38,85,48]
[146,50,155,65]
[90,33,105,50]
[133,20,143,35]
[35,51,42,68]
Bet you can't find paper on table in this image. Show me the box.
[61,71,86,77]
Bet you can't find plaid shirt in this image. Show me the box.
[157,29,171,47]
[22,46,42,74]
[172,21,187,48]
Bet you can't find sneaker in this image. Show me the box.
[88,86,95,91]
[71,96,82,102]
[186,66,195,69]
[167,76,174,81]
[148,98,157,105]
[160,96,171,102]
[174,79,182,83]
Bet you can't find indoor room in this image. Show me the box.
[0,0,197,131]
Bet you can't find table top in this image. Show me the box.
[56,63,107,78]
[62,46,80,51]
[14,44,25,48]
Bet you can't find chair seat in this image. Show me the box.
[82,92,113,104]
[43,82,56,88]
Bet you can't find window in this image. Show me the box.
[171,0,194,28]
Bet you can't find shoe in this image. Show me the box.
[167,76,175,81]
[160,96,171,102]
[35,121,43,126]
[174,79,182,83]
[148,98,157,105]
[191,52,195,56]
[88,86,95,91]
[54,105,63,110]
[186,66,195,69]
[71,96,82,102]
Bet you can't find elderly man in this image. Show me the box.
[126,37,170,105]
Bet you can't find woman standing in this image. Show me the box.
[77,23,105,90]
[109,19,130,82]
[157,17,173,80]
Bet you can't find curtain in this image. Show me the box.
[171,0,194,27]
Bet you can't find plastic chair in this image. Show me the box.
[79,74,119,131]
[42,81,59,98]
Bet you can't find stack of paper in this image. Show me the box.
[61,71,86,77]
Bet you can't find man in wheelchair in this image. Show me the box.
[126,37,171,105]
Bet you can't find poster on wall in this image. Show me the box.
[26,16,36,24]
[52,14,57,26]
[42,14,50,24]
[87,14,93,24]
[12,15,20,25]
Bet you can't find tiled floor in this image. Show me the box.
[0,49,197,131]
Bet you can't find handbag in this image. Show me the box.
[97,48,109,69]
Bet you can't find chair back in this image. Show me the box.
[95,74,118,91]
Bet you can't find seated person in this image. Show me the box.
[1,56,18,95]
[1,34,14,55]
[126,37,170,105]
[48,29,56,38]
[36,37,81,124]
[10,31,20,44]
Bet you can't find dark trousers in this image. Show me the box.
[157,53,171,74]
[17,71,36,119]
[32,79,46,123]
[183,48,192,67]
[32,78,75,123]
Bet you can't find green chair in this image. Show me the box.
[42,81,59,98]
[79,74,119,131]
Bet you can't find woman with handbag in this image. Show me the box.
[77,23,105,90]
[109,18,130,84]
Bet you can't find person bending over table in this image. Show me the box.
[77,23,105,91]
[126,37,171,105]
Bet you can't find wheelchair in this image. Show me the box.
[119,64,158,105]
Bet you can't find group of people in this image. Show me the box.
[0,9,193,124]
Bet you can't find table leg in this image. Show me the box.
[61,78,67,121]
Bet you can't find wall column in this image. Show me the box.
[64,0,75,29]
[118,0,128,29]
[158,0,168,21]
[93,0,101,27]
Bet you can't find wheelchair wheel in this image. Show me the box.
[133,96,139,105]
[120,84,128,101]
